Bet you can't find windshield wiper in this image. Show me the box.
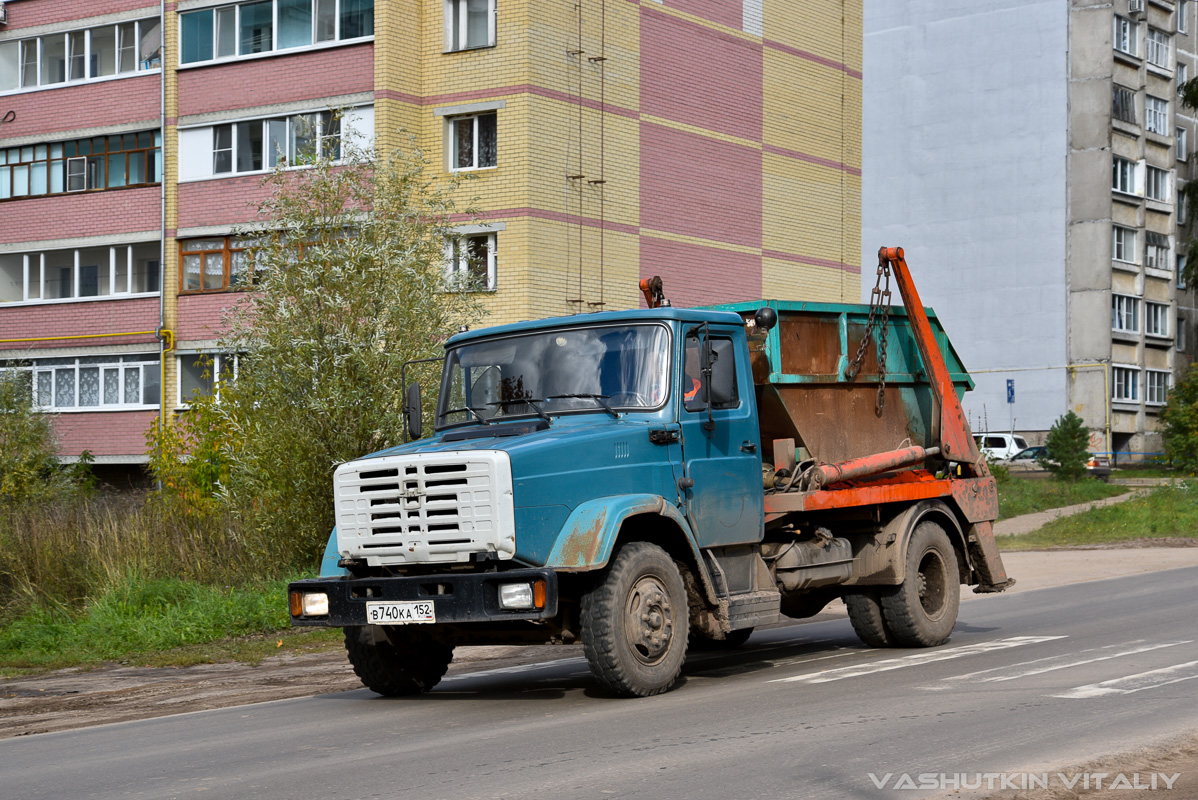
[441,405,493,425]
[485,398,552,424]
[547,393,620,419]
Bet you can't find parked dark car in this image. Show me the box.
[999,446,1111,481]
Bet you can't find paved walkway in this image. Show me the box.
[994,491,1142,537]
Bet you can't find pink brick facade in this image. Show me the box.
[54,411,159,459]
[0,296,160,352]
[0,76,161,141]
[176,174,278,230]
[2,0,157,31]
[177,292,237,342]
[0,187,161,246]
[177,43,374,116]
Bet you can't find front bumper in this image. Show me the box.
[288,568,559,627]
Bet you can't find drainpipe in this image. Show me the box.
[159,0,167,438]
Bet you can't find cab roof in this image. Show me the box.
[445,305,748,348]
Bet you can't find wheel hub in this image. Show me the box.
[625,576,674,664]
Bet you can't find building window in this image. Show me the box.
[0,19,161,93]
[178,353,238,406]
[0,131,162,201]
[1146,232,1170,269]
[178,106,371,180]
[1113,226,1138,263]
[180,0,373,65]
[1180,190,1189,225]
[1114,16,1138,56]
[1179,127,1189,162]
[1179,316,1189,352]
[1146,370,1170,405]
[445,232,496,290]
[1146,167,1171,202]
[213,112,339,175]
[0,354,161,410]
[1181,254,1189,289]
[1113,85,1137,124]
[1112,156,1138,195]
[180,237,258,292]
[1146,301,1170,336]
[1113,366,1140,402]
[1147,96,1170,135]
[1147,28,1171,69]
[1112,294,1140,332]
[0,243,160,304]
[1180,63,1189,95]
[1181,1,1190,34]
[449,112,497,171]
[444,0,496,51]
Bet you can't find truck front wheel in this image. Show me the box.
[581,542,691,697]
[344,625,455,696]
[880,521,961,647]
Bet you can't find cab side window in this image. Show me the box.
[683,335,739,412]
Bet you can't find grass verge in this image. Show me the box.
[996,475,1127,520]
[999,482,1198,550]
[0,574,335,673]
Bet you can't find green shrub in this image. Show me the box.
[1044,411,1089,482]
[1161,365,1198,472]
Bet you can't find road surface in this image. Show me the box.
[4,566,1197,799]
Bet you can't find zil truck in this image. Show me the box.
[288,247,1015,697]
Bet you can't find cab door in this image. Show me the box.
[677,324,763,548]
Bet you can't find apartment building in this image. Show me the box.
[864,0,1194,459]
[1,0,863,475]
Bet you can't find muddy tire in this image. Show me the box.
[343,625,455,697]
[691,627,754,650]
[880,521,961,647]
[844,590,896,647]
[581,542,690,697]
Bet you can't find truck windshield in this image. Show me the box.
[437,324,671,428]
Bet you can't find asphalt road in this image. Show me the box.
[6,566,1198,800]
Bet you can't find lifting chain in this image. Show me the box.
[844,254,893,416]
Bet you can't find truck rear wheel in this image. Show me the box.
[343,625,455,696]
[581,542,690,697]
[844,590,896,647]
[880,521,960,647]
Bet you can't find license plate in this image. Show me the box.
[365,601,436,625]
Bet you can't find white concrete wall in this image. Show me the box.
[862,0,1069,433]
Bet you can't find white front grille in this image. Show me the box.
[334,450,515,566]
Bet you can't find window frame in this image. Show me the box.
[1146,166,1172,203]
[1145,301,1170,337]
[1145,231,1170,270]
[444,231,497,291]
[176,352,239,407]
[443,0,497,52]
[2,354,162,411]
[179,236,257,294]
[1112,225,1139,264]
[1114,15,1138,57]
[1147,27,1172,70]
[1112,365,1140,402]
[1113,84,1137,124]
[0,19,161,95]
[449,111,498,172]
[179,0,375,67]
[1146,95,1170,135]
[1146,369,1170,405]
[0,243,161,305]
[1178,127,1188,162]
[0,131,162,202]
[1181,0,1190,34]
[1180,254,1189,289]
[1112,293,1141,333]
[1112,156,1138,195]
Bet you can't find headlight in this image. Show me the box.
[498,582,534,610]
[300,592,329,616]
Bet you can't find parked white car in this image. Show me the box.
[974,432,1030,461]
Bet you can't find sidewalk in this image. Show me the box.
[993,491,1142,537]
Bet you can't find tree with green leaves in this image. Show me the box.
[0,371,64,505]
[1044,411,1090,482]
[1161,365,1198,471]
[178,137,486,566]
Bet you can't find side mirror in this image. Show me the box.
[405,382,423,441]
[707,339,738,406]
[753,306,778,332]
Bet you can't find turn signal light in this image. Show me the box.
[533,579,546,610]
[289,591,302,617]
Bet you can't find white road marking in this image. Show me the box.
[1052,660,1198,699]
[945,640,1192,683]
[769,636,1067,684]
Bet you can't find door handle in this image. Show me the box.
[648,428,680,444]
[740,441,757,453]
